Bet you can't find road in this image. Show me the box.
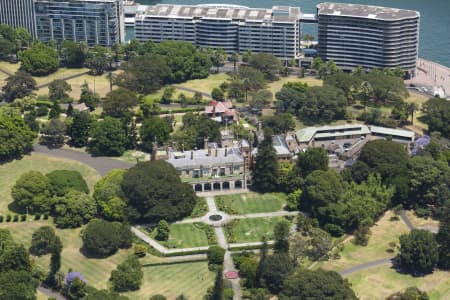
[338,257,394,276]
[34,144,134,176]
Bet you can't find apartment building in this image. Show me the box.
[0,0,37,38]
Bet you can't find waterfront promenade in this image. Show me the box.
[407,58,450,99]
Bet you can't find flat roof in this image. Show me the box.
[317,2,419,21]
[369,125,415,139]
[167,148,243,169]
[136,4,301,22]
[296,124,371,143]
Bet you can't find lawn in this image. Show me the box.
[0,72,7,88]
[189,197,208,218]
[124,261,215,300]
[37,70,121,99]
[226,216,287,243]
[0,61,20,74]
[267,75,322,100]
[215,193,287,215]
[150,223,212,249]
[347,264,450,300]
[176,73,229,95]
[143,87,196,104]
[0,220,133,290]
[320,211,410,272]
[33,67,89,86]
[0,153,101,215]
[403,91,429,134]
[405,210,440,231]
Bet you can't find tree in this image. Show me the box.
[289,232,308,265]
[273,220,290,253]
[30,226,62,256]
[281,269,357,299]
[39,118,66,148]
[249,53,282,81]
[211,267,224,300]
[436,201,450,269]
[398,229,439,274]
[259,253,293,293]
[211,48,226,72]
[0,35,16,58]
[176,113,221,150]
[156,220,170,241]
[46,170,89,196]
[116,54,170,94]
[2,70,36,102]
[48,79,72,103]
[88,117,128,156]
[207,245,225,265]
[11,170,52,213]
[53,190,96,228]
[0,116,35,161]
[422,97,450,137]
[387,287,429,300]
[359,140,409,180]
[296,147,328,177]
[309,228,333,260]
[85,45,111,75]
[249,89,272,109]
[0,270,38,300]
[60,40,87,68]
[93,169,127,221]
[261,113,295,134]
[68,111,92,147]
[140,117,171,151]
[211,87,225,101]
[82,219,132,258]
[103,88,138,118]
[67,277,86,300]
[79,82,100,111]
[18,43,59,76]
[110,256,143,292]
[84,287,129,300]
[252,134,279,193]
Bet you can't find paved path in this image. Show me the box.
[38,285,66,300]
[338,257,394,276]
[34,144,134,176]
[399,210,415,230]
[231,211,299,220]
[36,71,89,89]
[173,85,212,98]
[206,196,218,212]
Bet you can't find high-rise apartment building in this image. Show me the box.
[34,0,124,47]
[135,4,301,60]
[317,3,420,77]
[0,0,37,38]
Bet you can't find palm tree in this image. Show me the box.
[407,103,419,124]
[359,81,373,111]
[230,52,239,74]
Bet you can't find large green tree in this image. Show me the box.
[398,229,439,274]
[121,161,197,223]
[0,116,35,161]
[422,97,450,137]
[93,169,127,221]
[39,118,66,148]
[249,53,282,81]
[110,256,143,292]
[259,252,293,294]
[11,170,52,213]
[2,70,36,102]
[85,45,111,75]
[48,79,72,102]
[140,117,171,151]
[68,111,92,147]
[53,190,96,228]
[437,201,450,269]
[46,170,89,196]
[88,117,128,156]
[296,147,328,177]
[252,134,279,192]
[103,88,138,118]
[18,43,59,76]
[281,269,357,299]
[60,40,87,68]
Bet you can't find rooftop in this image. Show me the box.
[317,2,419,21]
[296,124,371,143]
[369,125,415,139]
[136,4,301,22]
[167,148,244,169]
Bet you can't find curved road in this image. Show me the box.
[34,145,134,176]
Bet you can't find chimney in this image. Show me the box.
[215,148,218,157]
[191,151,194,160]
[225,146,228,157]
[204,136,209,150]
[208,145,211,156]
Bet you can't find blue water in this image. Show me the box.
[135,0,450,67]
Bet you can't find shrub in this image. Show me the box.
[0,216,3,222]
[46,170,89,196]
[13,215,19,222]
[34,214,41,220]
[134,244,147,258]
[43,213,49,220]
[155,220,169,241]
[36,106,48,117]
[414,207,432,219]
[207,245,225,265]
[109,256,143,292]
[324,224,345,237]
[6,215,11,222]
[20,215,26,222]
[150,295,167,300]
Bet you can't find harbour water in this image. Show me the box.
[134,0,450,67]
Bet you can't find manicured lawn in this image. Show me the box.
[124,261,215,300]
[1,220,133,290]
[215,193,287,215]
[189,197,208,218]
[142,87,196,104]
[37,70,121,99]
[177,73,229,95]
[320,211,410,272]
[33,67,89,86]
[267,75,322,101]
[151,223,211,249]
[347,264,450,300]
[0,153,101,215]
[0,61,20,74]
[226,216,287,243]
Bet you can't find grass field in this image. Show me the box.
[226,216,286,243]
[124,261,214,300]
[0,72,7,88]
[347,264,450,300]
[320,211,410,272]
[0,61,20,74]
[150,223,211,248]
[176,73,229,95]
[405,210,440,231]
[32,67,89,86]
[0,153,101,215]
[189,197,208,218]
[0,220,132,290]
[215,193,287,215]
[267,75,322,101]
[403,91,429,134]
[143,87,196,104]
